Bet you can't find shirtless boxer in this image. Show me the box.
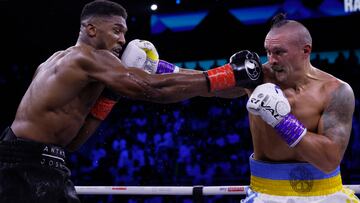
[115,10,358,202]
[0,1,262,202]
[242,13,359,202]
[125,13,359,203]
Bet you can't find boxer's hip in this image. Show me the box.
[0,127,79,202]
[0,126,69,173]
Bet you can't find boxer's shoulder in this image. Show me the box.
[53,46,107,71]
[316,69,353,100]
[302,67,348,98]
[313,70,354,118]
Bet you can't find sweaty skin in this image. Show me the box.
[249,23,354,173]
[10,15,208,149]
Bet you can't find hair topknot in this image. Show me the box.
[270,13,289,28]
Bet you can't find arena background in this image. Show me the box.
[1,0,359,202]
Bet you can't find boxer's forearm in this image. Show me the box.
[295,131,343,173]
[178,68,199,74]
[144,72,209,103]
[178,68,248,98]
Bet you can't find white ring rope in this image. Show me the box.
[75,185,360,195]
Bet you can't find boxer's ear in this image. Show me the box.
[303,45,311,54]
[83,23,96,37]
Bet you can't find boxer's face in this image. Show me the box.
[92,15,128,57]
[265,28,305,83]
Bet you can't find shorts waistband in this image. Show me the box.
[0,127,67,171]
[249,154,343,196]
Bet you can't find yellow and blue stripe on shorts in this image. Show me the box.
[249,155,343,196]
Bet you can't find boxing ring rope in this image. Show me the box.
[75,185,360,195]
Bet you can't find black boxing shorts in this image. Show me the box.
[0,127,80,203]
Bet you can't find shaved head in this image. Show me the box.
[269,13,312,47]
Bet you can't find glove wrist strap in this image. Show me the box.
[156,60,179,74]
[205,64,236,92]
[274,114,307,147]
[90,96,117,120]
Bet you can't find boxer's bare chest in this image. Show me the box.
[283,86,325,132]
[251,82,327,161]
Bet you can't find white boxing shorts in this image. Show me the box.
[241,154,359,203]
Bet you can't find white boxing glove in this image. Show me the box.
[121,39,158,73]
[121,39,179,74]
[246,83,306,147]
[246,83,291,127]
[130,39,159,62]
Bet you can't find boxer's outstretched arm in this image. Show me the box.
[115,67,208,103]
[295,82,355,173]
[83,50,208,103]
[178,68,248,98]
[121,41,261,98]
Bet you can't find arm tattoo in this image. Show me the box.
[322,82,355,151]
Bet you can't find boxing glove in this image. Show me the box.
[121,39,179,74]
[204,50,263,92]
[246,83,307,147]
[90,88,120,120]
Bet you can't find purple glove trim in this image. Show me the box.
[274,114,307,147]
[156,60,176,74]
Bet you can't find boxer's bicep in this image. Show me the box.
[319,82,355,154]
[78,49,152,93]
[109,68,164,101]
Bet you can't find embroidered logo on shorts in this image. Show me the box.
[289,166,314,193]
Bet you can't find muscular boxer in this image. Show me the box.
[117,13,359,202]
[242,13,359,202]
[0,1,262,202]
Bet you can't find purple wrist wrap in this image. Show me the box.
[274,114,306,147]
[156,60,176,74]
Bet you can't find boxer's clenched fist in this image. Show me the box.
[204,50,263,92]
[247,83,307,147]
[121,39,179,74]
